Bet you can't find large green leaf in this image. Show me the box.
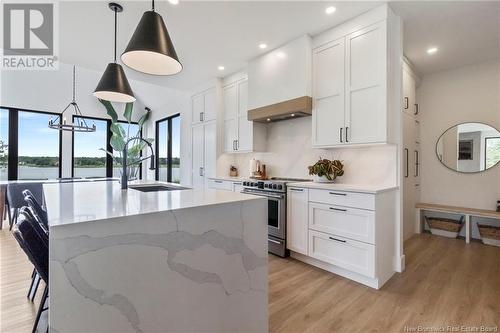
[110,123,126,138]
[110,133,126,152]
[123,102,133,123]
[98,99,118,123]
[137,108,151,127]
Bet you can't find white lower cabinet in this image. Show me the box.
[287,187,309,255]
[308,230,375,278]
[287,186,396,289]
[308,202,375,244]
[207,178,244,193]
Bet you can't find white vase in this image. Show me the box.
[313,175,335,183]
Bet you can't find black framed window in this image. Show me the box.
[72,116,112,178]
[0,107,62,180]
[155,114,180,183]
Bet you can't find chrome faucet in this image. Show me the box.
[121,137,155,189]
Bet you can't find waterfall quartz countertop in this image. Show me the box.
[287,181,398,194]
[43,180,262,227]
[45,180,268,333]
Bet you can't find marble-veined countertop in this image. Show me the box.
[43,180,262,227]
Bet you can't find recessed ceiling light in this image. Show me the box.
[259,43,267,49]
[276,51,286,59]
[427,47,438,55]
[325,6,336,15]
[291,113,295,117]
[267,118,271,122]
[217,65,225,71]
[168,0,179,5]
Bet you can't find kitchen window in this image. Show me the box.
[155,114,180,183]
[0,107,62,180]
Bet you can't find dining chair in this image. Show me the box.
[6,183,44,230]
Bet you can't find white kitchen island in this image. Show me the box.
[44,180,268,333]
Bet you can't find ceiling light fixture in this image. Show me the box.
[51,66,96,132]
[94,2,135,103]
[427,47,438,55]
[218,65,225,71]
[259,43,267,49]
[168,0,179,5]
[121,0,182,75]
[325,6,336,15]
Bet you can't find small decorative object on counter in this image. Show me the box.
[249,158,259,177]
[308,158,344,183]
[229,165,238,177]
[424,216,464,238]
[478,224,500,247]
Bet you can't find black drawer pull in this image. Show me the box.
[329,207,347,212]
[329,237,346,243]
[290,188,303,192]
[329,192,346,196]
[214,180,223,183]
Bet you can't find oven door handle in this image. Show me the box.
[241,190,285,199]
[268,238,283,245]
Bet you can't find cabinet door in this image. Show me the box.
[287,187,309,255]
[232,182,243,193]
[207,179,232,191]
[223,84,238,120]
[191,124,205,189]
[312,38,345,147]
[203,88,217,122]
[237,80,253,152]
[203,121,217,180]
[191,94,204,124]
[224,119,237,153]
[345,22,386,144]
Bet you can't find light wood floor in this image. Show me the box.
[1,225,499,333]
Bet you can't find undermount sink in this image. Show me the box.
[129,184,189,192]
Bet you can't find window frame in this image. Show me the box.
[71,115,113,178]
[484,136,500,168]
[1,106,62,180]
[155,113,180,183]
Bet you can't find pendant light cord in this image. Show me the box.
[152,0,155,12]
[113,7,117,63]
[72,65,76,103]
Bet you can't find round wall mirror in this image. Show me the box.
[436,122,500,173]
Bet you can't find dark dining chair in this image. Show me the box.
[6,183,44,230]
[23,190,48,232]
[12,209,49,333]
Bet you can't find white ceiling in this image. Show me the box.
[59,1,500,91]
[59,1,381,91]
[391,1,500,76]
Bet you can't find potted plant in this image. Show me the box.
[98,100,153,181]
[308,158,344,183]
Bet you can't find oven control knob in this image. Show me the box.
[272,184,277,189]
[251,182,256,187]
[277,185,283,190]
[264,184,269,188]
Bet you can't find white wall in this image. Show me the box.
[1,62,190,182]
[217,116,398,188]
[416,58,500,210]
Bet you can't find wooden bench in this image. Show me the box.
[415,203,500,243]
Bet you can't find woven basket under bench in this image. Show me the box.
[424,216,464,238]
[478,224,500,247]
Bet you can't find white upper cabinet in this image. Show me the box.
[312,38,345,147]
[312,5,400,147]
[248,35,312,110]
[191,88,217,124]
[222,76,266,153]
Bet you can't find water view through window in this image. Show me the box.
[156,114,180,183]
[0,109,8,180]
[73,117,108,178]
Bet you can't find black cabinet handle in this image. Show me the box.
[404,97,409,109]
[414,150,419,177]
[214,180,223,183]
[329,207,347,212]
[329,237,346,243]
[414,103,419,115]
[404,148,409,178]
[339,128,343,143]
[329,192,346,196]
[290,188,304,192]
[345,126,349,143]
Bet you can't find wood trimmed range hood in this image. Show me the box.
[248,96,312,123]
[247,35,312,123]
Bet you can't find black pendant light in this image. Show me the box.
[121,0,182,76]
[94,2,135,103]
[49,65,96,132]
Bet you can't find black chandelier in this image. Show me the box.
[49,66,96,132]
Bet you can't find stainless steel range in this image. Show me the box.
[241,177,310,257]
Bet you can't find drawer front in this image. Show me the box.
[308,230,375,277]
[309,202,375,244]
[309,189,375,210]
[207,179,232,191]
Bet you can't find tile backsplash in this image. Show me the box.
[217,117,398,187]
